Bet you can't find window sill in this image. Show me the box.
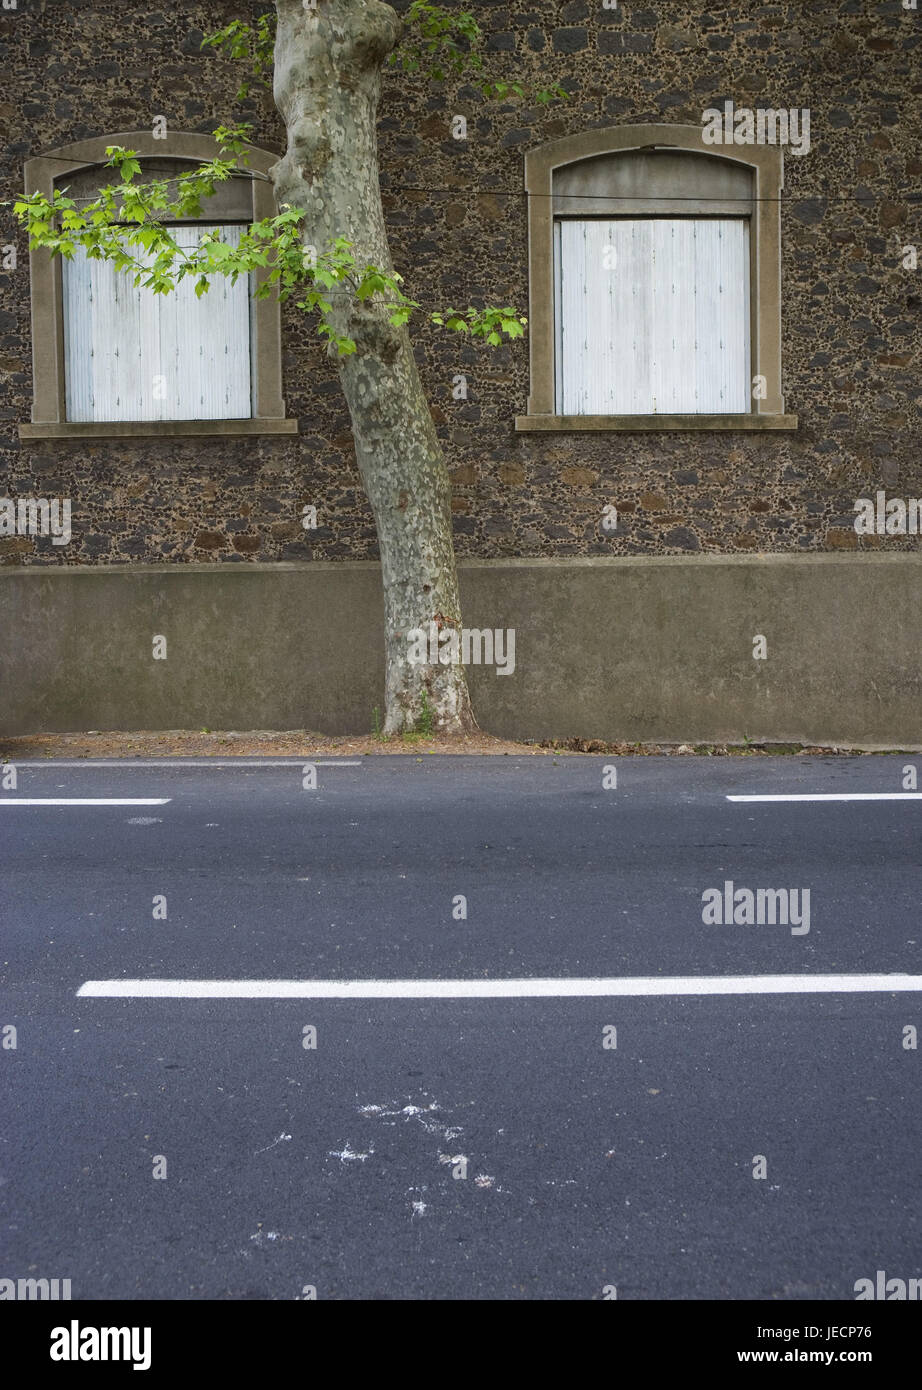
[514,413,798,432]
[19,418,299,440]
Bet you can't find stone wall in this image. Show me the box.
[1,1,920,567]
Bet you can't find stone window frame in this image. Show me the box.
[19,130,297,439]
[515,124,798,433]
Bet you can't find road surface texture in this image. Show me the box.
[2,756,919,1300]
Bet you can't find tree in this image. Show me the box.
[13,1,566,734]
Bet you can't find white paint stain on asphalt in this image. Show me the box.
[328,1142,374,1163]
[254,1132,292,1155]
[358,1098,464,1143]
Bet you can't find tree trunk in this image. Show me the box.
[271,0,476,734]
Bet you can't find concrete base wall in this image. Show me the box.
[2,556,919,745]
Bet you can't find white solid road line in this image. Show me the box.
[728,793,922,802]
[0,798,171,806]
[76,974,922,999]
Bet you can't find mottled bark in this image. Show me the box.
[271,0,475,733]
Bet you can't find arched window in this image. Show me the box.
[20,131,295,439]
[516,125,796,432]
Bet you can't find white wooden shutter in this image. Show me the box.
[555,218,750,415]
[63,224,251,421]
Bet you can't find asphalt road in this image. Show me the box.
[1,755,920,1299]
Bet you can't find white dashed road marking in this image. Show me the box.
[0,798,171,806]
[728,793,922,802]
[76,974,922,999]
[6,760,363,769]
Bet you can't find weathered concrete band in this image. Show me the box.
[1,556,920,745]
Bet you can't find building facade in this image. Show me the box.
[1,1,920,741]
